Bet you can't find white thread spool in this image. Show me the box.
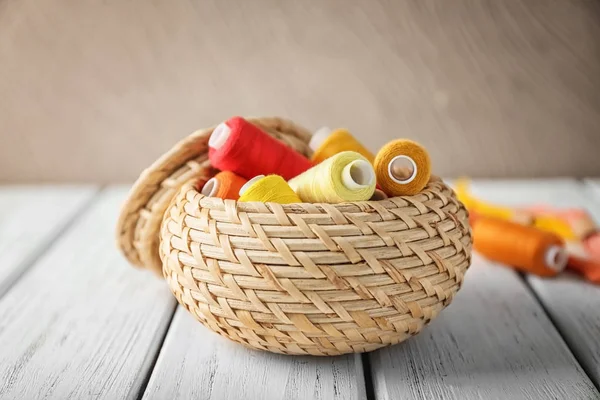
[309,127,332,152]
[341,160,375,190]
[239,175,265,196]
[387,155,417,184]
[209,123,232,149]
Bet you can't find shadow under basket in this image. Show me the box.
[116,116,473,356]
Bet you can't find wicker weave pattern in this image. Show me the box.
[116,117,312,274]
[160,179,471,356]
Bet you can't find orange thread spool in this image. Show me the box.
[201,171,247,200]
[473,217,568,277]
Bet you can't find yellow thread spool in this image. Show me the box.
[238,175,302,204]
[310,127,375,164]
[288,151,376,203]
[374,139,431,196]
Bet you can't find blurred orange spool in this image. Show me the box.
[473,217,568,277]
[200,171,247,200]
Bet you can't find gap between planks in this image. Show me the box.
[0,187,178,400]
[368,179,600,400]
[470,179,600,391]
[141,307,368,400]
[0,185,99,298]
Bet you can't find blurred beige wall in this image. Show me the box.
[1,0,599,183]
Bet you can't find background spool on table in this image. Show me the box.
[208,116,312,180]
[374,139,431,196]
[473,217,568,277]
[288,151,376,203]
[238,175,302,204]
[309,127,375,164]
[201,171,247,200]
[565,242,600,283]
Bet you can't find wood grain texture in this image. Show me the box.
[1,0,599,182]
[0,186,96,297]
[0,187,177,400]
[466,179,600,390]
[142,307,366,400]
[369,253,599,399]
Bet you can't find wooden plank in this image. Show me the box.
[0,186,97,297]
[468,179,600,389]
[369,179,599,399]
[142,308,366,400]
[369,253,598,399]
[0,187,177,400]
[586,179,600,198]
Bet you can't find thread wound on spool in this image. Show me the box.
[289,151,376,203]
[374,139,431,197]
[208,117,312,180]
[310,128,375,165]
[200,171,247,200]
[473,217,567,277]
[238,175,302,204]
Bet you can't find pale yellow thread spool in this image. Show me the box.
[238,175,302,204]
[288,151,376,203]
[374,139,431,196]
[310,127,375,164]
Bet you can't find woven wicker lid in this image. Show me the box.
[115,117,313,274]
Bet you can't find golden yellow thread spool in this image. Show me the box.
[374,139,431,196]
[310,127,375,164]
[288,151,376,203]
[238,175,302,204]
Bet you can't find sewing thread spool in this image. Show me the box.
[473,217,568,277]
[309,127,375,164]
[288,151,376,203]
[238,175,302,204]
[374,139,431,197]
[208,117,312,180]
[565,242,600,284]
[201,171,247,200]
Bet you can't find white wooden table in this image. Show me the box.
[0,180,599,400]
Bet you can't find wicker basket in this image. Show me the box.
[116,117,472,356]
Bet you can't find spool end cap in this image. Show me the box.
[342,160,375,190]
[209,123,232,149]
[239,175,265,196]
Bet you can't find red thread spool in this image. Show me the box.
[473,217,568,277]
[567,255,600,284]
[565,242,600,284]
[201,171,247,200]
[208,117,312,180]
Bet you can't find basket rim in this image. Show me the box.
[115,116,313,273]
[181,176,449,214]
